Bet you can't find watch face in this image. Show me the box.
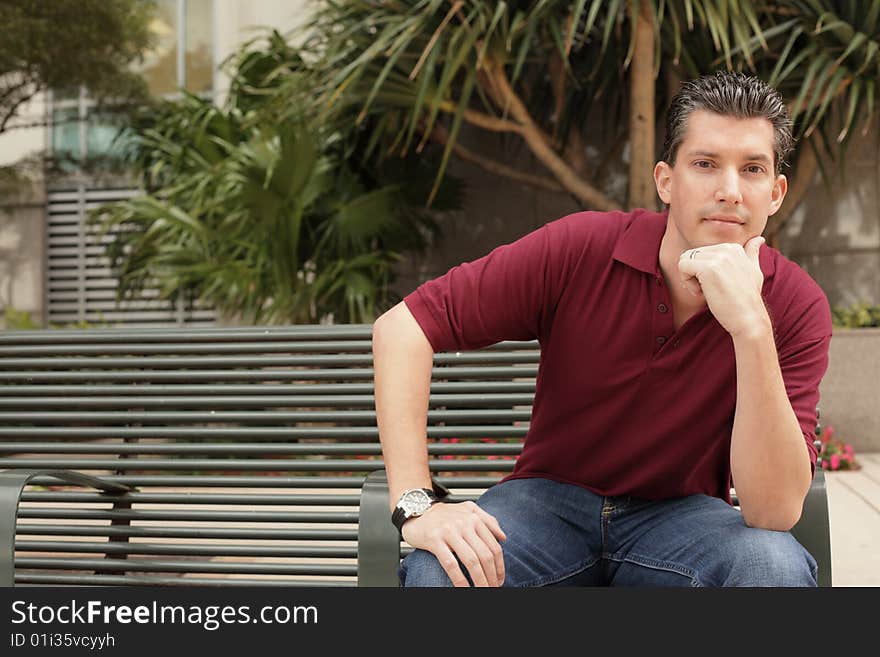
[399,489,432,517]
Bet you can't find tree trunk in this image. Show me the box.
[480,62,619,211]
[628,0,657,211]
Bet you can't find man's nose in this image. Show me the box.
[714,168,743,204]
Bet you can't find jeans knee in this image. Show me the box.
[398,549,455,587]
[720,531,817,587]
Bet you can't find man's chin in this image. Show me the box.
[693,231,752,248]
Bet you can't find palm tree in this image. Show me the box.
[304,1,768,211]
[304,0,879,239]
[95,2,880,321]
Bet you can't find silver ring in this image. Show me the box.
[689,249,700,260]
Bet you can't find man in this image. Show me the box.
[371,72,832,587]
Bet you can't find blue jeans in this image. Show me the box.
[399,477,818,587]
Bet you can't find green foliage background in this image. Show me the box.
[93,1,880,324]
[96,32,463,324]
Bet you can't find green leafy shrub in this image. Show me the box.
[831,302,880,328]
[93,30,462,325]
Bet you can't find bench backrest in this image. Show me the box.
[0,325,536,586]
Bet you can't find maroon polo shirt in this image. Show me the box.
[404,209,832,503]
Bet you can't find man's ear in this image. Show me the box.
[768,173,788,216]
[654,161,672,204]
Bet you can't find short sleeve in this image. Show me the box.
[404,218,578,352]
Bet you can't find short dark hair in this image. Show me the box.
[661,71,794,175]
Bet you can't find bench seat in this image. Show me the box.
[0,324,831,586]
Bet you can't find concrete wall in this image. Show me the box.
[0,179,45,328]
[776,116,880,309]
[0,92,48,168]
[820,328,880,453]
[393,128,582,296]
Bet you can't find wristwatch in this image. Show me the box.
[390,481,450,537]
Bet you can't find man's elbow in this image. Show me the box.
[741,503,803,532]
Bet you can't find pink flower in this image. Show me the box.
[830,454,841,470]
[821,426,835,444]
[844,444,854,455]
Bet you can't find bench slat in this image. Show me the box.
[0,366,539,382]
[15,542,359,558]
[15,524,360,540]
[3,443,523,456]
[15,574,356,587]
[0,382,537,396]
[2,458,516,472]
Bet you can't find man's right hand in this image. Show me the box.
[401,501,507,587]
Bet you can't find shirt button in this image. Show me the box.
[656,336,666,345]
[657,303,668,313]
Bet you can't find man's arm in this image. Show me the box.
[373,217,581,584]
[372,302,435,507]
[678,237,812,531]
[372,301,507,586]
[728,321,812,531]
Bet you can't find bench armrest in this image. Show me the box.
[357,469,402,586]
[791,468,832,587]
[357,468,834,588]
[0,470,134,587]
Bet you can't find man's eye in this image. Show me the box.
[694,161,712,168]
[746,165,764,174]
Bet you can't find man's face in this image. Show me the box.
[653,110,787,250]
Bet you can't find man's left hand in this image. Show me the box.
[678,236,769,338]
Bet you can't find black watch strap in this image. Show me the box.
[390,493,428,535]
[390,481,450,537]
[430,480,450,500]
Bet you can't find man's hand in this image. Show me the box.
[401,501,507,587]
[677,236,769,338]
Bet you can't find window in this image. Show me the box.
[136,0,215,97]
[50,0,215,165]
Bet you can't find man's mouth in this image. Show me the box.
[703,215,745,225]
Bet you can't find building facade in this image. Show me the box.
[0,0,309,328]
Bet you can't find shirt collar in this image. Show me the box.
[612,209,777,280]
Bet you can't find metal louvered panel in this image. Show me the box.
[15,542,358,558]
[1,325,536,585]
[45,186,216,327]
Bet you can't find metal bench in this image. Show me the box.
[0,324,831,586]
